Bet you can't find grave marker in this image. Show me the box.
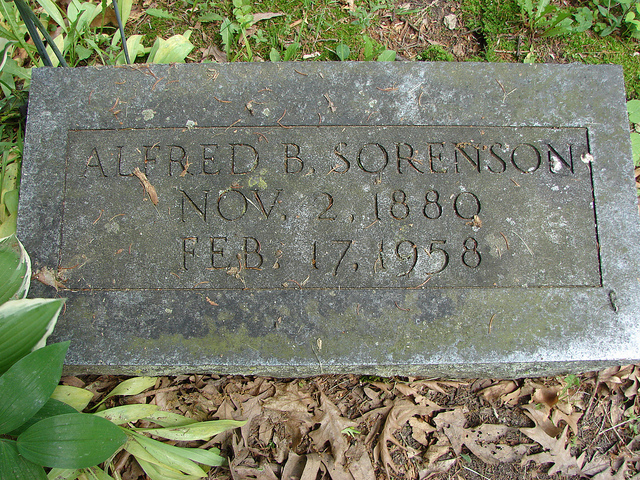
[18,62,640,377]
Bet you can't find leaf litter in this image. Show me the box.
[62,365,640,479]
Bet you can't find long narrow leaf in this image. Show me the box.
[0,234,30,304]
[34,0,67,31]
[95,404,159,424]
[136,457,203,480]
[137,419,246,441]
[0,298,65,375]
[0,342,69,434]
[94,376,156,408]
[144,411,197,427]
[134,433,225,467]
[17,413,126,468]
[13,0,52,66]
[0,439,47,479]
[124,438,200,477]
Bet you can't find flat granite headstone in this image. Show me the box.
[18,62,640,377]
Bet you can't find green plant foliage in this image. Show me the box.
[0,342,69,434]
[17,413,126,469]
[51,385,95,412]
[0,234,29,303]
[0,298,65,375]
[137,419,247,441]
[147,31,195,63]
[335,43,350,61]
[420,45,455,62]
[145,8,180,20]
[9,399,77,436]
[0,439,47,479]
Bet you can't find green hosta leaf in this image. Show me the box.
[0,342,69,435]
[9,399,78,436]
[52,385,94,412]
[17,413,126,468]
[94,376,156,408]
[137,419,246,441]
[0,439,47,479]
[628,99,640,124]
[335,43,350,61]
[0,234,30,305]
[148,33,194,63]
[144,411,197,427]
[146,8,180,20]
[0,298,65,375]
[376,49,396,61]
[96,404,159,424]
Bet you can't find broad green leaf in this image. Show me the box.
[115,34,147,63]
[52,385,94,412]
[134,433,225,467]
[124,437,205,477]
[146,8,180,20]
[9,399,78,436]
[144,411,197,427]
[628,99,640,124]
[0,439,47,480]
[47,468,81,480]
[94,376,156,408]
[137,419,246,441]
[0,298,65,375]
[0,234,30,305]
[377,49,396,61]
[148,33,194,63]
[0,342,69,435]
[17,413,126,468]
[95,404,159,424]
[269,47,280,62]
[335,43,350,61]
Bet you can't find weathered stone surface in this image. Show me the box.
[18,62,640,377]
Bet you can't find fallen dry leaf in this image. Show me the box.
[521,425,582,475]
[434,408,529,465]
[308,392,357,465]
[374,398,440,475]
[479,380,518,404]
[132,167,158,205]
[520,403,562,438]
[33,266,67,291]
